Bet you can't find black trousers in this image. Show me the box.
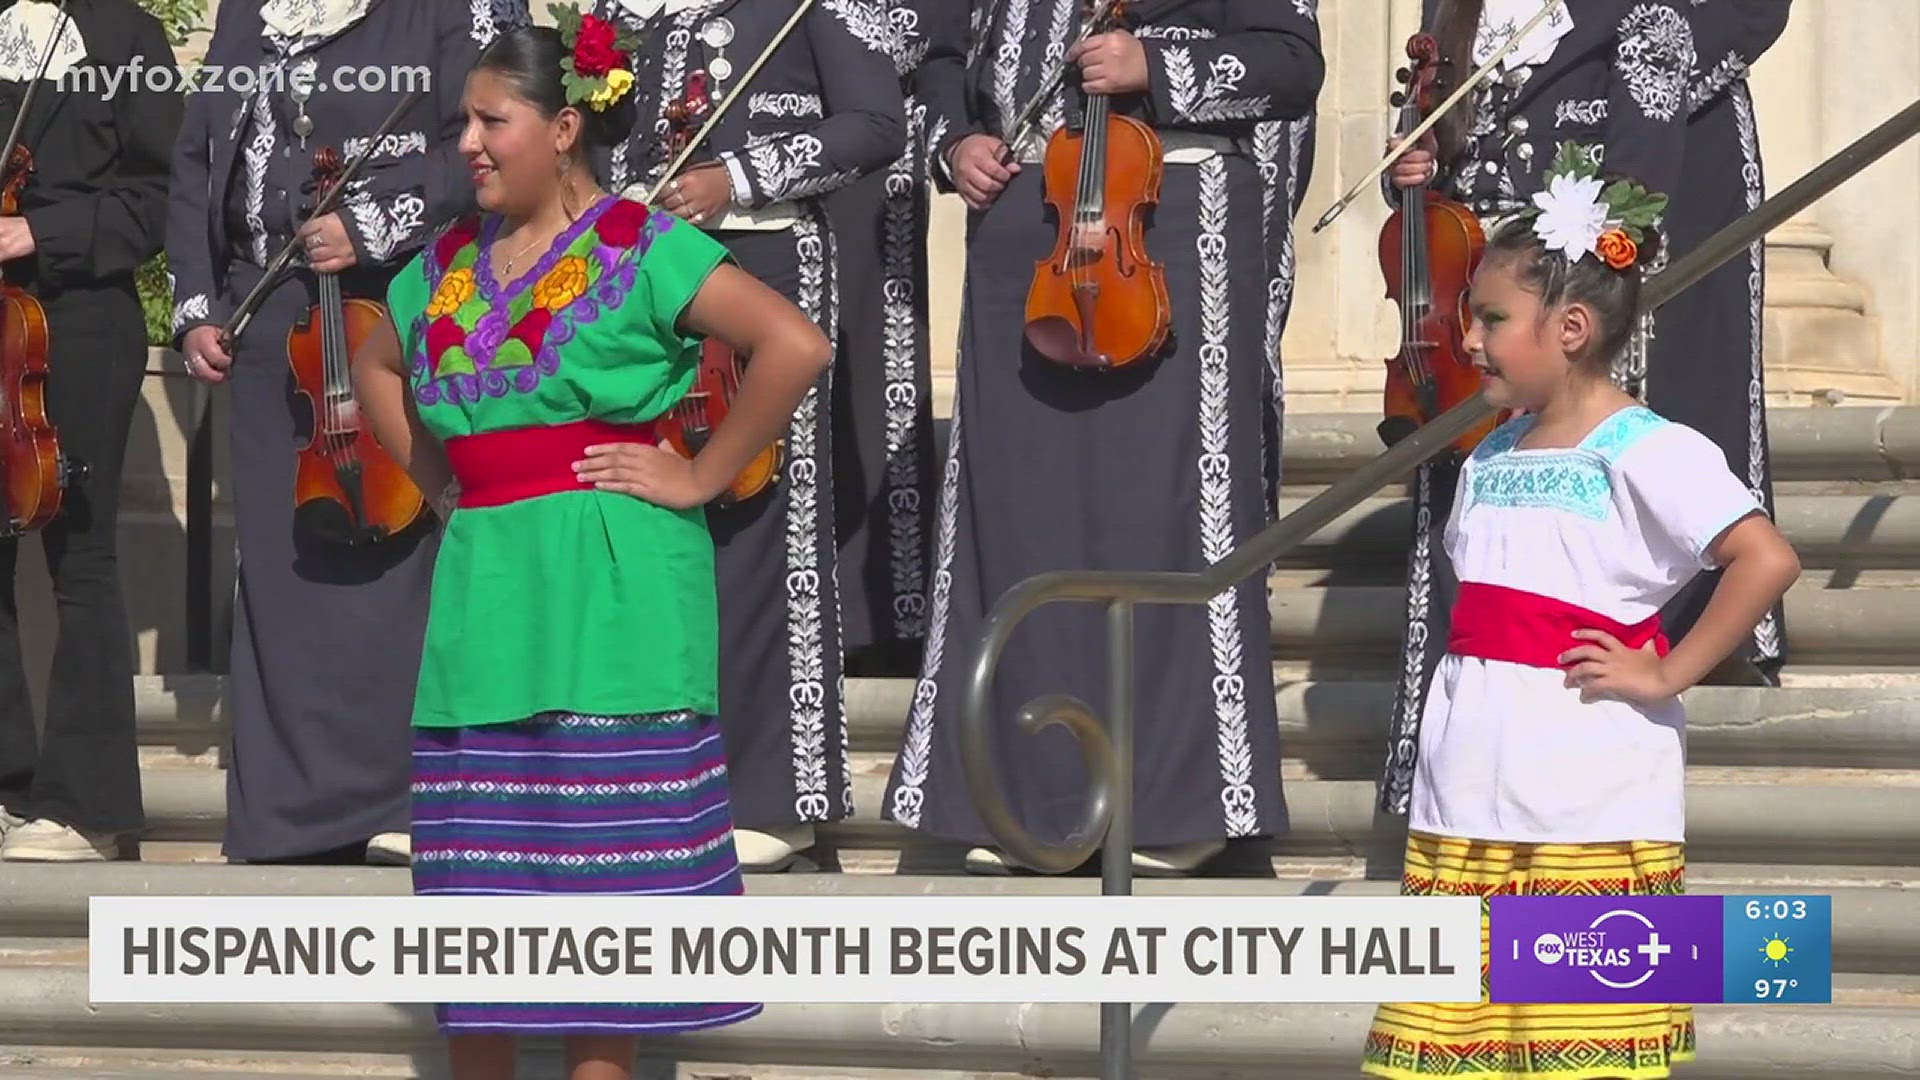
[0,285,147,833]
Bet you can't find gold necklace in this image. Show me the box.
[495,227,553,280]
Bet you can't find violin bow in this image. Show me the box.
[222,88,427,342]
[1312,0,1566,234]
[643,0,818,203]
[997,0,1123,162]
[0,0,73,189]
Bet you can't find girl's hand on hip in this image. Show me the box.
[1559,629,1677,705]
[575,442,714,510]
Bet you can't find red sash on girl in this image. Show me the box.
[1447,580,1670,669]
[443,418,661,509]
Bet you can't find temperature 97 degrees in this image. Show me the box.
[1723,895,1831,1004]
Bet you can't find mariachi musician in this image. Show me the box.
[168,0,529,865]
[879,0,1324,876]
[1375,0,1793,819]
[0,0,181,862]
[825,0,937,675]
[600,0,905,872]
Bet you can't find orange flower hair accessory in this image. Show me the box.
[1595,228,1638,270]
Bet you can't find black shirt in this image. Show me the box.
[0,0,181,295]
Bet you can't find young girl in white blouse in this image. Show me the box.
[1363,145,1801,1080]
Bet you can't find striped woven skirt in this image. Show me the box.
[411,711,763,1035]
[1362,830,1694,1079]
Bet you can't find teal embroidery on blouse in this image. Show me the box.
[1467,406,1667,519]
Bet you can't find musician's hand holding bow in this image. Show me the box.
[181,326,233,385]
[1070,31,1148,95]
[298,212,357,274]
[660,162,733,226]
[949,134,1017,210]
[0,217,34,262]
[1387,133,1441,189]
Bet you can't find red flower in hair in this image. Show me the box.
[572,15,624,79]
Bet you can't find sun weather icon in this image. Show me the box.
[1759,935,1794,968]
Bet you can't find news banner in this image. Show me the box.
[88,894,1830,1005]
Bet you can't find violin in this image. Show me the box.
[285,147,425,542]
[0,0,83,536]
[1376,33,1503,455]
[0,140,77,536]
[655,71,781,504]
[1023,0,1169,371]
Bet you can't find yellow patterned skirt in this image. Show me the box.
[1361,830,1695,1079]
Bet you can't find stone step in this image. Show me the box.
[0,966,1912,1078]
[927,409,1920,487]
[1264,406,1920,486]
[1263,491,1920,569]
[122,763,1920,868]
[7,871,1916,975]
[0,1049,1028,1080]
[1259,583,1919,664]
[132,407,1920,512]
[130,675,1920,772]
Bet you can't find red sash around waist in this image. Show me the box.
[442,418,660,509]
[1448,581,1670,669]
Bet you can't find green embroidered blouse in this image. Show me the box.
[386,196,731,727]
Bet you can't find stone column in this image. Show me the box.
[1750,0,1906,406]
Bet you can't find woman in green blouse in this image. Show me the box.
[351,20,825,1080]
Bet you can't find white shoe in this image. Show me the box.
[1131,839,1226,877]
[366,832,412,865]
[964,846,1019,875]
[0,806,24,841]
[734,824,814,871]
[0,819,118,862]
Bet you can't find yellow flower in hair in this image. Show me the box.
[427,267,476,318]
[588,67,635,111]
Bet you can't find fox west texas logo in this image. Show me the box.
[1530,908,1676,990]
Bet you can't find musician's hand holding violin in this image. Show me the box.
[181,326,233,385]
[1070,31,1149,95]
[575,441,722,510]
[298,212,357,274]
[0,217,34,261]
[1388,133,1441,189]
[660,162,733,226]
[949,134,1017,210]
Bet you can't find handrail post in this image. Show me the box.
[1100,599,1135,1079]
[185,380,213,673]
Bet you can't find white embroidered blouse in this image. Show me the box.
[1410,406,1762,845]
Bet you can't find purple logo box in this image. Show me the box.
[1489,896,1723,1003]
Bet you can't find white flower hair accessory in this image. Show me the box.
[1518,142,1668,271]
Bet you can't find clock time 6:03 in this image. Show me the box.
[1744,899,1809,920]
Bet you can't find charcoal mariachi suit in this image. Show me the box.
[824,0,938,659]
[881,0,1324,852]
[602,0,905,835]
[1377,0,1792,817]
[165,0,529,860]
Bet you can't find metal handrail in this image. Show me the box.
[957,96,1920,1080]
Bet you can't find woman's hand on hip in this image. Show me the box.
[575,441,716,510]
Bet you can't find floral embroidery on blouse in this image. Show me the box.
[1466,407,1666,520]
[410,198,677,406]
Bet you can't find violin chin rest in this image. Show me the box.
[1376,416,1419,449]
[1024,316,1110,370]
